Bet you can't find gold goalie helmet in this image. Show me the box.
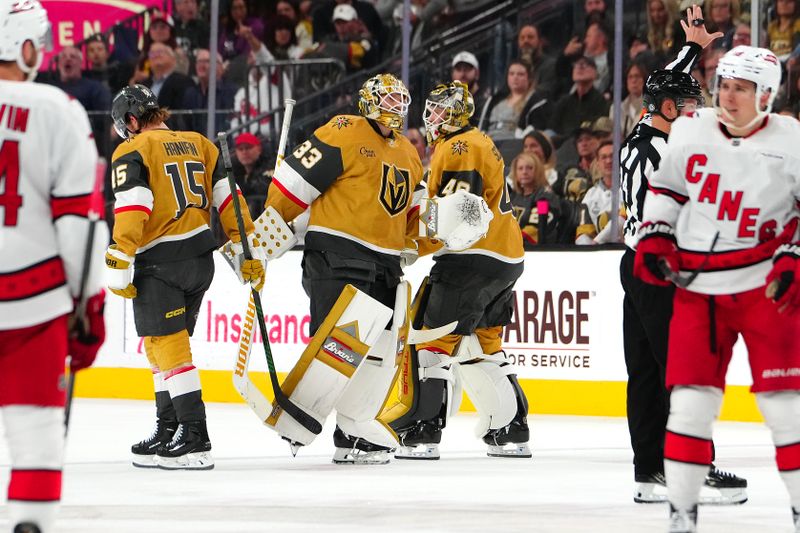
[358,73,411,131]
[423,81,475,145]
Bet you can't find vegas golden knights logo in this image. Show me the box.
[379,162,410,216]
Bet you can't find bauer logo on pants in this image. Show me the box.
[322,337,363,368]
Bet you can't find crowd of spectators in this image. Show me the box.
[43,0,800,248]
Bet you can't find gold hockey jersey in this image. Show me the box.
[111,129,253,263]
[266,115,423,273]
[427,127,524,280]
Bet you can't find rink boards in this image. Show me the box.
[81,249,763,422]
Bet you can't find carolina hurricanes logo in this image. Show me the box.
[763,53,778,65]
[379,162,410,216]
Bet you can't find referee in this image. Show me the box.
[618,4,746,505]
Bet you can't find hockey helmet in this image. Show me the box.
[357,73,411,131]
[713,45,781,129]
[0,0,51,81]
[643,69,703,119]
[111,84,160,140]
[423,81,475,145]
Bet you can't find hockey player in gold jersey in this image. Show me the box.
[262,73,425,464]
[391,81,531,460]
[106,85,264,470]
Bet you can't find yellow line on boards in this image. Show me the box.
[73,367,763,422]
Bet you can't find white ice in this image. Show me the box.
[0,399,794,532]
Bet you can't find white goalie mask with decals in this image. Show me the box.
[0,0,52,81]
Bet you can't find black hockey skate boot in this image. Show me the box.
[13,523,41,533]
[332,426,392,465]
[155,419,214,470]
[668,504,697,533]
[701,464,747,505]
[634,471,668,503]
[395,419,444,460]
[482,411,532,458]
[131,418,178,468]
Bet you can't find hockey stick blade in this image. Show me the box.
[407,320,458,345]
[658,231,720,289]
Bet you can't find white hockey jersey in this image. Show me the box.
[0,81,107,329]
[644,108,800,295]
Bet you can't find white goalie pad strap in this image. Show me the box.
[266,286,392,446]
[452,336,517,438]
[417,348,461,420]
[419,189,494,251]
[252,206,297,260]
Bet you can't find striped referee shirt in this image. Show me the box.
[619,43,702,249]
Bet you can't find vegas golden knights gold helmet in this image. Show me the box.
[357,73,411,131]
[423,81,475,145]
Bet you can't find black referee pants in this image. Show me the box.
[619,248,674,477]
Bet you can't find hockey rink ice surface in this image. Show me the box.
[0,399,796,533]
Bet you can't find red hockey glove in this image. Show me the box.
[68,291,106,371]
[766,244,800,314]
[634,222,679,287]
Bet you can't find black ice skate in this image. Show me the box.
[699,465,747,505]
[13,523,42,533]
[668,504,697,533]
[332,426,392,465]
[792,507,799,532]
[154,420,214,470]
[131,418,178,468]
[633,471,669,503]
[482,413,532,458]
[394,420,443,460]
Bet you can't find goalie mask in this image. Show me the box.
[111,84,160,140]
[643,69,703,122]
[712,45,781,130]
[0,0,52,81]
[358,73,411,132]
[423,81,474,145]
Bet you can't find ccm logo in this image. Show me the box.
[165,307,186,318]
[323,340,355,364]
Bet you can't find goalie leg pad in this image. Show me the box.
[266,284,392,446]
[455,336,519,439]
[335,330,401,449]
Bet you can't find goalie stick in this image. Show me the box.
[218,116,322,437]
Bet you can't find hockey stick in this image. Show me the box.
[658,231,720,289]
[218,128,322,436]
[65,157,107,434]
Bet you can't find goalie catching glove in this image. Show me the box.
[633,222,679,286]
[105,245,137,298]
[766,244,800,314]
[419,189,493,251]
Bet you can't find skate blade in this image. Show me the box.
[155,451,215,470]
[332,448,390,465]
[698,485,748,505]
[487,443,532,458]
[394,444,440,460]
[132,453,159,469]
[634,482,669,504]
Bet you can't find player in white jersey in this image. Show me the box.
[635,45,800,532]
[0,1,108,532]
